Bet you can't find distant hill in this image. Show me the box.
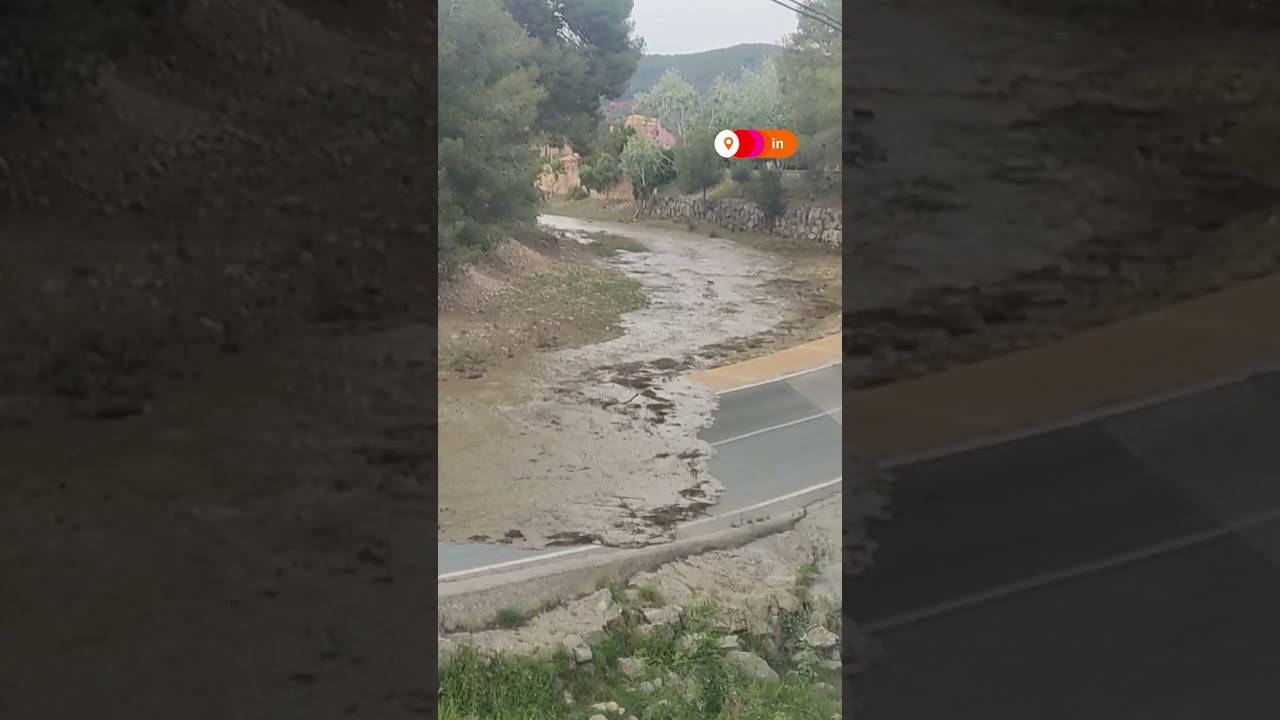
[622,43,781,99]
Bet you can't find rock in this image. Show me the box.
[562,634,593,664]
[638,678,664,693]
[725,651,779,681]
[803,626,839,650]
[821,659,843,671]
[617,657,644,679]
[643,606,682,626]
[677,632,706,652]
[717,635,741,650]
[589,715,608,720]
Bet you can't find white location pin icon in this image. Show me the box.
[714,130,738,159]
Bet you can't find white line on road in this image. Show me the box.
[440,476,846,582]
[717,360,842,395]
[710,407,842,447]
[880,363,1280,468]
[864,506,1280,634]
[437,545,600,582]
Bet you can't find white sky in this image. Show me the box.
[630,0,798,55]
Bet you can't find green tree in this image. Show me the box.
[708,60,787,131]
[749,168,787,228]
[632,68,699,137]
[502,0,643,150]
[579,152,622,194]
[438,0,547,275]
[777,0,841,170]
[729,160,754,196]
[619,135,675,213]
[675,125,723,201]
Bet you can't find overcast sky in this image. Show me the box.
[630,0,798,55]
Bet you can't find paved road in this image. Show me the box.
[438,363,842,577]
[852,370,1280,719]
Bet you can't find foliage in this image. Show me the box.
[729,160,754,186]
[439,583,842,720]
[0,0,188,122]
[705,60,787,130]
[675,124,723,200]
[619,135,675,204]
[632,68,699,137]
[776,0,841,170]
[579,151,623,193]
[438,0,547,276]
[501,0,644,150]
[624,42,780,99]
[749,169,787,226]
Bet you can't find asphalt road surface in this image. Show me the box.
[438,363,842,577]
[853,370,1280,719]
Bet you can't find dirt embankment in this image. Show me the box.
[845,0,1280,388]
[1,4,443,717]
[0,0,433,426]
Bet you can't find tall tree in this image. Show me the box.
[502,0,644,151]
[776,0,841,170]
[438,0,547,274]
[675,124,723,201]
[631,68,699,137]
[619,134,674,214]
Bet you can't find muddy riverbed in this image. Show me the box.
[438,215,799,548]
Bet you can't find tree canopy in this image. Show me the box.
[501,0,644,152]
[776,0,842,170]
[438,0,547,274]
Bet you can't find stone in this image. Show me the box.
[589,716,608,720]
[573,644,594,664]
[643,606,682,626]
[617,656,644,679]
[726,651,779,681]
[717,634,741,650]
[803,626,840,650]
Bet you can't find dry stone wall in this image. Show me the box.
[644,195,842,247]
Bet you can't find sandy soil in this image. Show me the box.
[439,215,801,548]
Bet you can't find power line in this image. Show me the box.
[765,0,842,32]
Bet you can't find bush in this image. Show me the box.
[749,169,787,227]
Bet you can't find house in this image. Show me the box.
[621,114,677,150]
[605,99,635,125]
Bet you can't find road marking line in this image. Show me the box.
[880,363,1279,468]
[440,476,846,581]
[437,545,601,582]
[863,506,1280,634]
[679,477,843,530]
[717,360,843,395]
[709,407,843,447]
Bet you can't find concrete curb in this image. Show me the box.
[439,510,809,632]
[674,476,843,539]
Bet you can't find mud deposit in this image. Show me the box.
[438,215,792,548]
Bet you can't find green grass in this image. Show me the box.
[440,565,842,720]
[493,605,527,629]
[636,581,664,605]
[584,231,648,257]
